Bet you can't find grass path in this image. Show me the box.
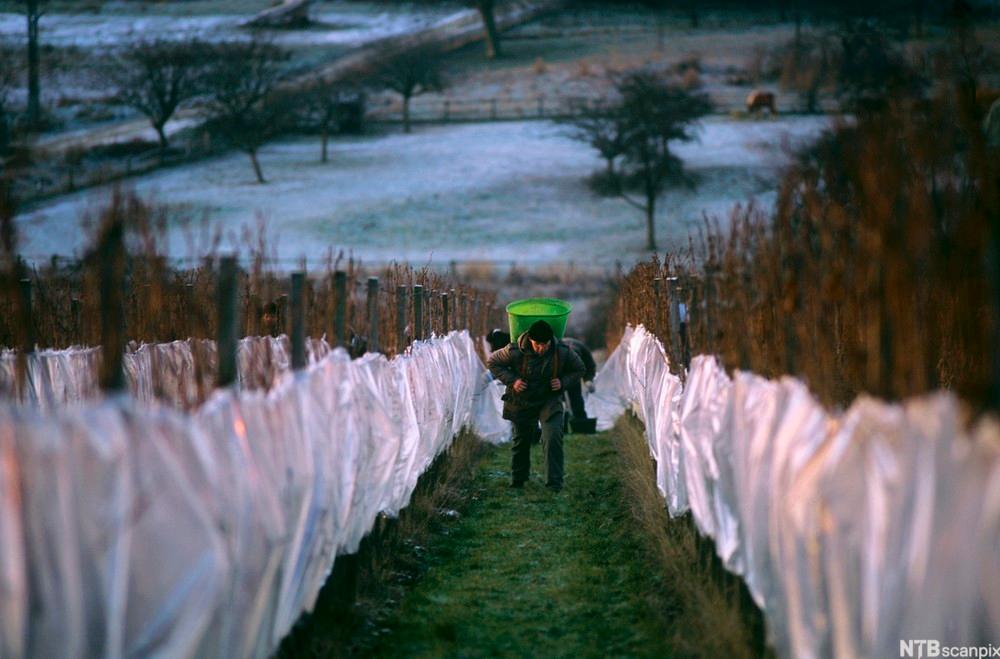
[367,432,674,658]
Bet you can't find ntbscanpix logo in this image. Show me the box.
[900,640,1000,658]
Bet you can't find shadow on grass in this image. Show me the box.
[274,430,491,658]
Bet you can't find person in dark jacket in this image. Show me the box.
[488,329,596,423]
[561,336,596,422]
[486,328,510,354]
[487,320,586,491]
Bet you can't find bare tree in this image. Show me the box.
[300,75,365,163]
[619,73,711,251]
[471,0,502,60]
[568,72,711,251]
[201,41,290,183]
[564,100,628,178]
[376,49,444,134]
[0,47,17,153]
[20,0,47,129]
[107,39,210,153]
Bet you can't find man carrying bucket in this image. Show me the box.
[487,318,585,492]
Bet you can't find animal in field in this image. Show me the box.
[746,90,777,115]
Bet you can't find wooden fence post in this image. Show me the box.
[184,283,195,338]
[367,277,379,353]
[291,272,306,370]
[333,270,347,349]
[667,277,684,366]
[460,292,469,331]
[70,297,81,344]
[429,289,437,336]
[19,278,33,355]
[441,291,450,334]
[217,256,239,386]
[396,284,407,353]
[98,220,126,392]
[15,278,33,399]
[413,284,424,341]
[277,293,288,336]
[704,268,717,354]
[652,277,662,338]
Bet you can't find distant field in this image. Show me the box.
[15,117,830,268]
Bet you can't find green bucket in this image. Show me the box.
[506,298,573,341]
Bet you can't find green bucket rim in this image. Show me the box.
[505,298,573,340]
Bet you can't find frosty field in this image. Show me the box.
[0,1,461,49]
[15,116,830,269]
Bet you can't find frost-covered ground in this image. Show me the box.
[16,116,830,268]
[0,1,462,49]
[0,1,465,140]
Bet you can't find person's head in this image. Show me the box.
[487,328,511,352]
[527,320,553,354]
[260,301,280,337]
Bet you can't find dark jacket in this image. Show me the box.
[562,337,596,382]
[487,332,586,422]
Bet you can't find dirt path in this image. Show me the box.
[367,431,672,658]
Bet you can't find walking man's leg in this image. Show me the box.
[510,417,536,486]
[540,412,564,490]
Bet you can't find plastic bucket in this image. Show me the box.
[506,298,572,341]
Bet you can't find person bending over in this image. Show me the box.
[487,320,585,492]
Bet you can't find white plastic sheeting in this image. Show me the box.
[590,325,1000,659]
[0,336,330,411]
[0,330,507,659]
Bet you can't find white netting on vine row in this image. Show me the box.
[588,325,999,659]
[0,331,509,659]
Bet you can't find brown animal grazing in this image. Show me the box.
[747,90,777,115]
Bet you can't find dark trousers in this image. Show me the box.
[511,411,564,487]
[566,380,588,419]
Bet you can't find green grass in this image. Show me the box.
[609,415,771,659]
[367,431,675,658]
[281,419,770,658]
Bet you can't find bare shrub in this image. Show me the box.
[375,48,445,134]
[106,38,212,152]
[200,40,291,184]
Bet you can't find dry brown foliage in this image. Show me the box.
[609,81,999,412]
[0,187,498,377]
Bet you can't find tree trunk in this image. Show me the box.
[645,190,657,251]
[155,123,169,151]
[26,0,40,129]
[0,111,8,153]
[249,149,266,184]
[605,157,615,176]
[321,125,329,163]
[402,95,411,133]
[478,2,502,60]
